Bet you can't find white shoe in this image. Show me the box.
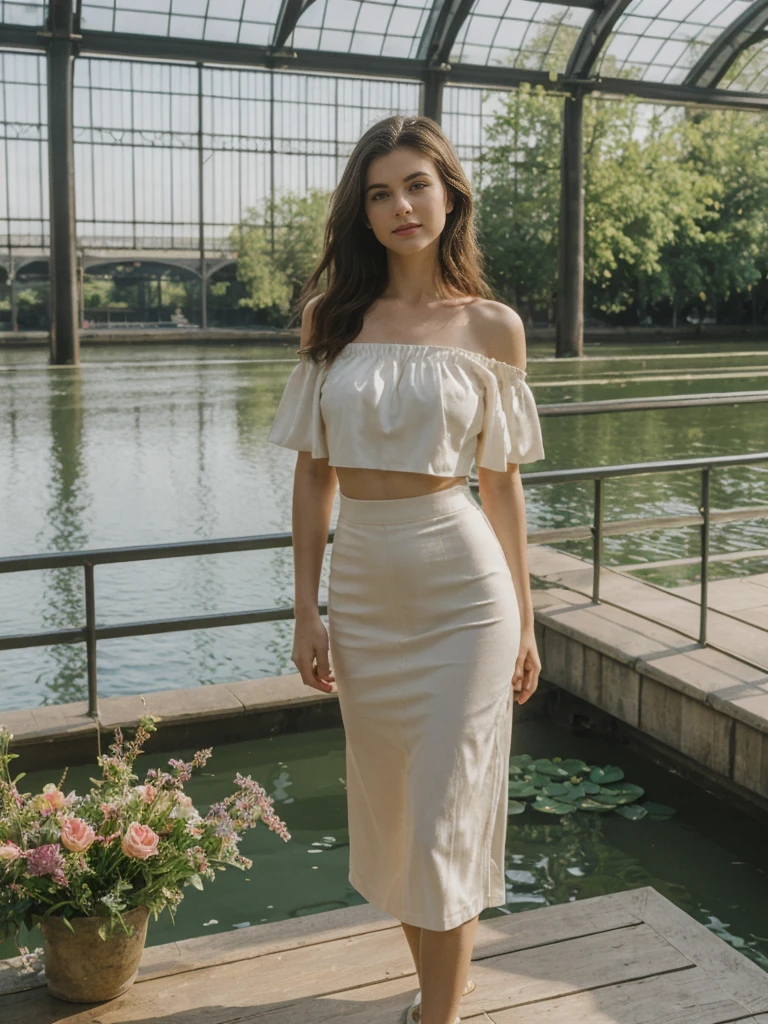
[404,990,461,1024]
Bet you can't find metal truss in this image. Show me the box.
[565,0,632,80]
[685,0,768,90]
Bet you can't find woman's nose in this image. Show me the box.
[394,192,413,214]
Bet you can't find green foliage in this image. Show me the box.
[233,188,330,317]
[82,277,114,309]
[508,755,675,820]
[0,714,290,947]
[474,17,768,322]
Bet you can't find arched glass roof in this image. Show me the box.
[2,1,768,106]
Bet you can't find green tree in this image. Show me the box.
[474,11,768,326]
[583,103,718,320]
[233,188,330,317]
[476,81,562,320]
[678,103,768,322]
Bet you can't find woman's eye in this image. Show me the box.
[411,181,426,190]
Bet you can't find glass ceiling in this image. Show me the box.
[2,0,767,95]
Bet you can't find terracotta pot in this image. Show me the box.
[40,904,150,1003]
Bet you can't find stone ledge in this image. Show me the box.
[1,674,341,772]
[538,598,768,804]
[537,593,768,735]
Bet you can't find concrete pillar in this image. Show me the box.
[47,0,79,365]
[556,87,584,359]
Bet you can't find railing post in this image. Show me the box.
[83,561,98,718]
[591,476,603,603]
[699,466,710,645]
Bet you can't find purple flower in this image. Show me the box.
[24,844,68,886]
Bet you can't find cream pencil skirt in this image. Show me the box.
[328,480,520,931]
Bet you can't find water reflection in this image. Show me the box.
[503,814,690,908]
[1,721,766,972]
[37,370,89,704]
[1,343,766,709]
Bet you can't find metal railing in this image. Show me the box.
[2,451,767,719]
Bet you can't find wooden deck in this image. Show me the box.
[2,887,768,1023]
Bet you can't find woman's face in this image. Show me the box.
[363,146,454,254]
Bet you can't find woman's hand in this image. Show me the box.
[511,626,541,705]
[292,613,336,693]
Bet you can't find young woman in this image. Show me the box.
[268,115,545,1024]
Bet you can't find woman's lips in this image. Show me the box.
[393,224,420,235]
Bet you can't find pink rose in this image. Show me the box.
[0,842,22,863]
[134,784,158,804]
[121,822,160,860]
[60,817,96,854]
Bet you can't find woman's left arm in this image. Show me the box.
[474,299,542,706]
[477,467,541,705]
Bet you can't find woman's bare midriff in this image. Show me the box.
[335,467,467,500]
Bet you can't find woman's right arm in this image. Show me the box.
[290,297,338,693]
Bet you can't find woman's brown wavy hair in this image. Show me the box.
[294,114,494,365]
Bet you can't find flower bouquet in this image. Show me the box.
[0,712,291,1003]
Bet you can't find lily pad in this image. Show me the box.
[533,759,571,779]
[532,796,576,815]
[542,782,569,797]
[578,797,617,812]
[557,759,590,776]
[602,783,644,805]
[508,799,527,815]
[589,765,624,785]
[559,783,587,802]
[508,781,537,799]
[531,772,551,788]
[642,801,676,820]
[509,754,533,771]
[590,790,626,806]
[582,780,601,795]
[616,804,648,820]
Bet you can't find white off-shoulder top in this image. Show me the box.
[267,341,545,475]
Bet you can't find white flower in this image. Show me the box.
[169,792,201,821]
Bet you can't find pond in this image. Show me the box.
[1,715,766,973]
[1,339,767,710]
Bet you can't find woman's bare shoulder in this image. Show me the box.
[465,298,526,370]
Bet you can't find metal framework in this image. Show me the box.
[1,0,768,362]
[686,0,768,90]
[3,444,768,717]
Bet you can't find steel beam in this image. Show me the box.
[422,66,446,121]
[566,0,631,79]
[45,0,79,365]
[685,0,768,89]
[417,0,474,63]
[4,23,768,111]
[418,0,474,121]
[271,0,315,51]
[197,63,207,331]
[557,88,584,359]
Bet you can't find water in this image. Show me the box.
[1,340,768,710]
[1,717,766,971]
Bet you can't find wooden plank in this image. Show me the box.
[0,903,397,997]
[0,884,645,998]
[488,967,755,1024]
[640,889,768,1016]
[0,920,689,1024]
